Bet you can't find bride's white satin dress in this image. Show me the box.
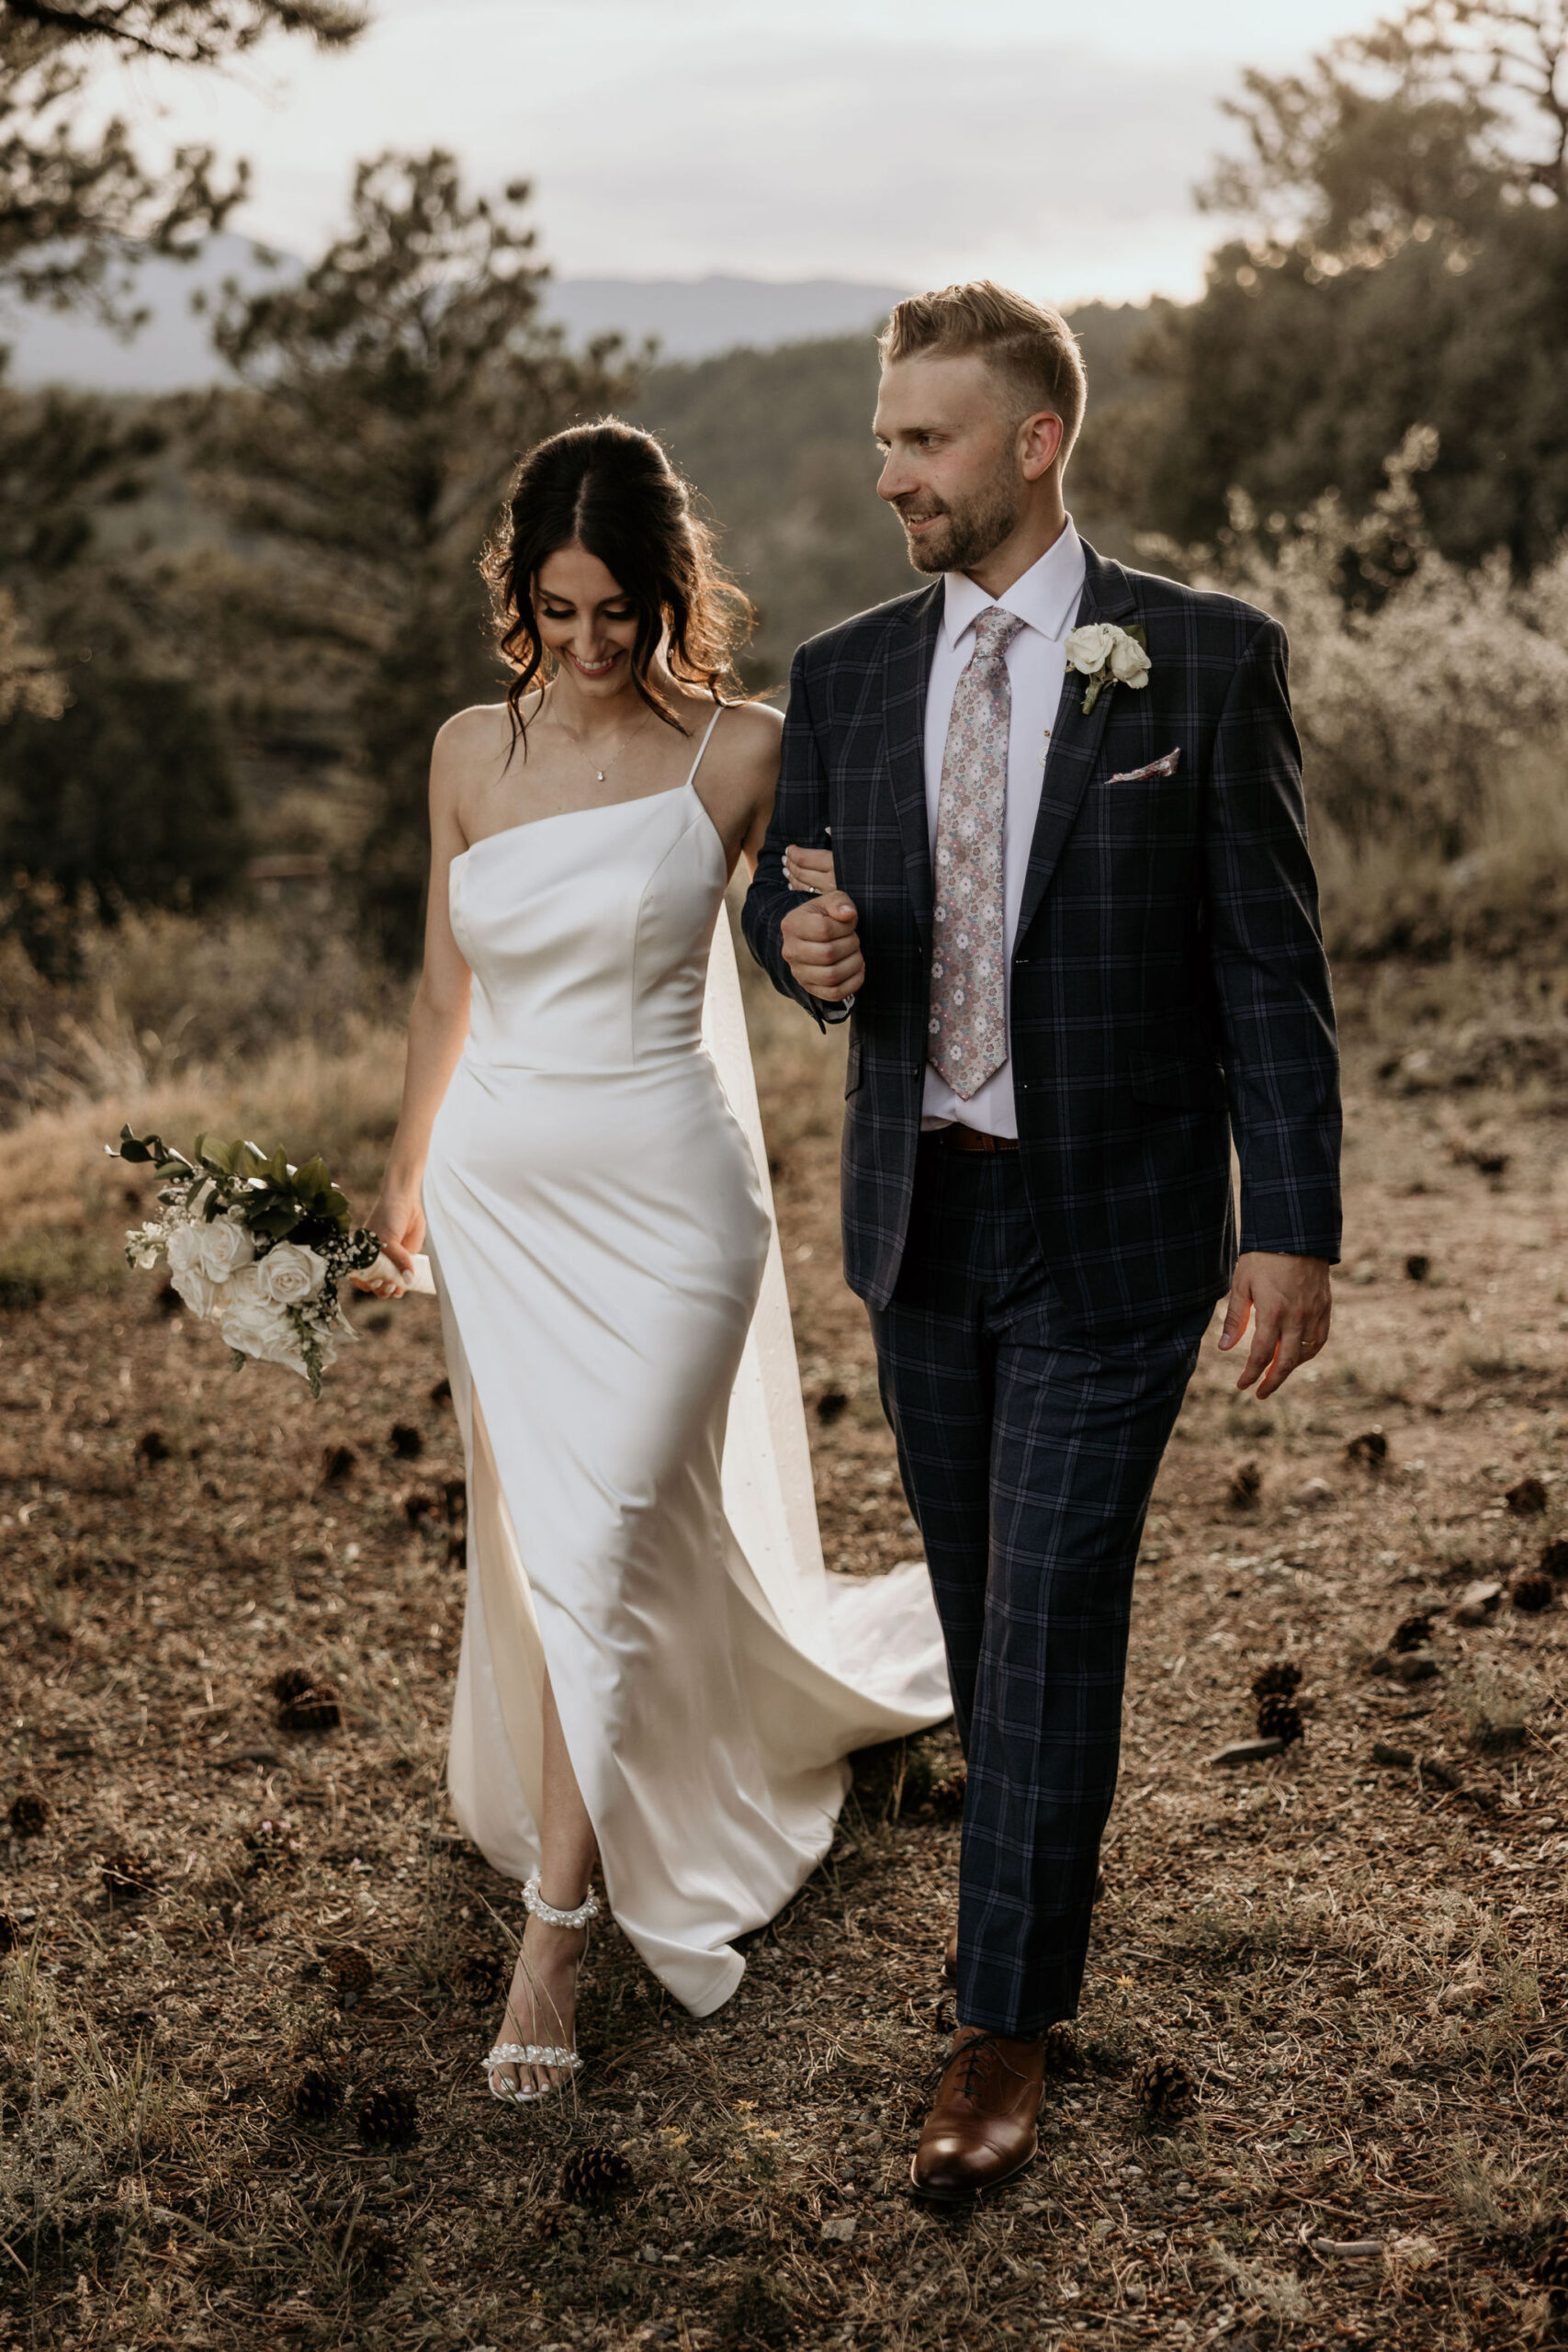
[422,713,952,2017]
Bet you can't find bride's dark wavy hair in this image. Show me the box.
[482,418,755,752]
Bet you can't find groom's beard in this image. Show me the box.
[896,467,1024,575]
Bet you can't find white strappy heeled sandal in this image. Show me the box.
[483,1874,600,2105]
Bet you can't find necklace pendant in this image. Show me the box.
[595,770,605,783]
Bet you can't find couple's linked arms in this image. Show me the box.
[741,628,1339,1400]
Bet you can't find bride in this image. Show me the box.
[362,419,950,2103]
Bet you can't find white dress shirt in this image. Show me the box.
[921,519,1087,1136]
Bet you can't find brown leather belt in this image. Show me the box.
[931,1125,1020,1154]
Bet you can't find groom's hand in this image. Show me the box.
[781,886,864,1004]
[1218,1251,1332,1399]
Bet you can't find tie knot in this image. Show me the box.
[971,606,1023,662]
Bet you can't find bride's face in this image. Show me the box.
[535,544,641,695]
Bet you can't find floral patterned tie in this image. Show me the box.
[928,605,1023,1101]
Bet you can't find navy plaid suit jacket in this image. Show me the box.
[740,541,1342,1335]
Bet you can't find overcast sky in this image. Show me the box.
[90,0,1388,304]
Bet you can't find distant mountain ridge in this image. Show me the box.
[1,241,910,390]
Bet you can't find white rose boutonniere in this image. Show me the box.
[1065,621,1151,714]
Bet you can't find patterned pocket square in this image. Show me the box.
[1105,748,1181,784]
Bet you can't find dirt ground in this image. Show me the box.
[2,1015,1565,2352]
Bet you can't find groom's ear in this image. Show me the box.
[1019,408,1065,482]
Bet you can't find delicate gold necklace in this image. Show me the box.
[549,691,652,786]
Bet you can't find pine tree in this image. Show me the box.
[197,152,633,959]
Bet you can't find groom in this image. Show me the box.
[742,281,1341,2200]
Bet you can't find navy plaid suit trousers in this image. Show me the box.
[871,1137,1209,2036]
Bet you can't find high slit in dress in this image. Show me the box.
[423,710,951,2016]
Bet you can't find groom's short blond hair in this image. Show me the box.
[878,281,1088,462]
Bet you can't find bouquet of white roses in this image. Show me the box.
[110,1127,382,1397]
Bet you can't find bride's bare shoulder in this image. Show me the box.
[709,696,783,769]
[433,698,525,775]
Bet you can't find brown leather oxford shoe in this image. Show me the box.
[909,2027,1047,2203]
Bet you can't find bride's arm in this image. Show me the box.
[357,723,475,1292]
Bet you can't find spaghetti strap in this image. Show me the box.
[684,704,726,790]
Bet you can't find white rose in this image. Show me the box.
[171,1261,221,1319]
[197,1215,256,1282]
[1108,630,1151,686]
[220,1292,301,1369]
[165,1221,205,1275]
[125,1225,164,1271]
[220,1262,265,1308]
[257,1240,327,1306]
[1065,622,1117,674]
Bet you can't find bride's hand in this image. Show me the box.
[355,1188,425,1297]
[783,843,836,896]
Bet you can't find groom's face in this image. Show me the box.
[874,351,1032,576]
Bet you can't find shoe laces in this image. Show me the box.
[931,2030,1027,2105]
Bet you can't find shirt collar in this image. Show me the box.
[942,516,1086,651]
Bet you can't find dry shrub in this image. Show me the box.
[1139,429,1568,965]
[0,887,405,1127]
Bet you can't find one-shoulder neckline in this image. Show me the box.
[453,707,727,866]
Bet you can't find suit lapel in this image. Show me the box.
[1015,541,1138,944]
[884,583,942,941]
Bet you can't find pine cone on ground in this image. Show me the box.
[290,2064,343,2124]
[272,1666,314,1704]
[1540,1540,1568,1581]
[559,2146,634,2210]
[0,1910,21,1953]
[1507,1476,1548,1517]
[925,1763,966,1823]
[1345,1429,1388,1468]
[1257,1694,1304,1746]
[1227,1461,1262,1510]
[1133,2053,1198,2119]
[430,1374,453,1408]
[389,1422,423,1459]
[7,1791,49,1838]
[1041,2021,1081,2075]
[100,1849,157,1900]
[1533,2226,1568,2307]
[323,1946,374,2008]
[1391,1611,1434,1653]
[355,2080,418,2149]
[1510,1570,1554,1613]
[277,1681,342,1733]
[319,1442,357,1487]
[400,1487,438,1525]
[1249,1660,1302,1702]
[328,2211,401,2273]
[243,1816,302,1873]
[446,1946,503,2005]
